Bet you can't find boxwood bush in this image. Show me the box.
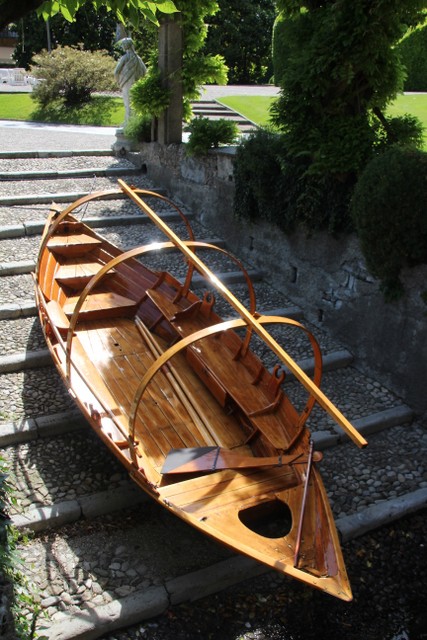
[234,129,355,235]
[351,146,427,299]
[185,116,238,156]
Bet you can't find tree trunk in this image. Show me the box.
[156,14,183,144]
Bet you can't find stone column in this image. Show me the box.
[156,15,183,144]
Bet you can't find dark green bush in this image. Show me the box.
[123,114,152,143]
[351,146,427,299]
[31,45,116,108]
[130,68,171,118]
[185,116,238,156]
[372,113,424,152]
[234,129,355,235]
[234,129,290,227]
[397,24,427,91]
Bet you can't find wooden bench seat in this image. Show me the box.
[146,289,295,450]
[47,233,102,257]
[55,261,115,288]
[63,291,137,320]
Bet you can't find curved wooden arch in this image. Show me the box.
[128,315,323,443]
[36,188,196,281]
[119,180,367,449]
[65,241,257,380]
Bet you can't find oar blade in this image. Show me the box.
[161,447,322,474]
[161,446,218,474]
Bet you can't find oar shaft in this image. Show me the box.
[294,439,314,567]
[119,180,367,449]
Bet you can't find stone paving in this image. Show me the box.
[0,135,425,639]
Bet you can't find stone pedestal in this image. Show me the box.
[112,127,138,155]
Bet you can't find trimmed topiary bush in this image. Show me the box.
[351,146,427,299]
[184,116,238,156]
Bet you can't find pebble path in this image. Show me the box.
[0,132,425,640]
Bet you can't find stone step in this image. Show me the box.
[0,166,141,181]
[1,144,425,640]
[0,265,264,312]
[0,189,143,206]
[0,398,416,529]
[0,352,409,440]
[11,482,426,639]
[9,418,422,536]
[0,211,197,240]
[0,149,113,159]
[190,99,256,133]
[0,172,152,205]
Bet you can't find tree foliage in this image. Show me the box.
[179,0,228,110]
[12,5,117,68]
[235,1,427,248]
[0,0,177,32]
[204,0,276,84]
[131,0,228,122]
[271,0,426,176]
[397,22,427,91]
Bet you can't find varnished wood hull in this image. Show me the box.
[34,182,367,602]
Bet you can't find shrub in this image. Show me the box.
[234,129,292,228]
[0,454,41,638]
[397,24,427,91]
[351,146,427,299]
[234,129,355,235]
[31,45,116,108]
[185,116,238,156]
[130,68,171,118]
[123,113,152,143]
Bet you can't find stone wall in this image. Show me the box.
[136,142,427,414]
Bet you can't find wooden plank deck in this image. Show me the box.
[74,318,248,473]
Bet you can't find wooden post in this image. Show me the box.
[156,14,183,144]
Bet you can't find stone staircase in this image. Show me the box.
[190,99,256,134]
[0,146,425,639]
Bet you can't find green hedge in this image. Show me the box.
[233,129,355,235]
[351,146,427,299]
[397,24,427,91]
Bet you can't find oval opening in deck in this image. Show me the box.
[238,499,292,539]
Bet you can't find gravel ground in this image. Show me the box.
[1,138,426,640]
[0,173,152,196]
[0,156,135,173]
[99,510,427,640]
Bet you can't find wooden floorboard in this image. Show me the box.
[159,465,300,514]
[75,318,213,465]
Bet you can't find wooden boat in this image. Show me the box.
[34,179,367,602]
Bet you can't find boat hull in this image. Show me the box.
[33,184,366,601]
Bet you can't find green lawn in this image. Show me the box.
[1,91,426,145]
[218,92,427,147]
[0,93,125,126]
[217,95,274,127]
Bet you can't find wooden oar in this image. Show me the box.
[161,446,323,474]
[118,179,368,450]
[294,439,315,567]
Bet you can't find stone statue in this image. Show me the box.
[115,37,147,122]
